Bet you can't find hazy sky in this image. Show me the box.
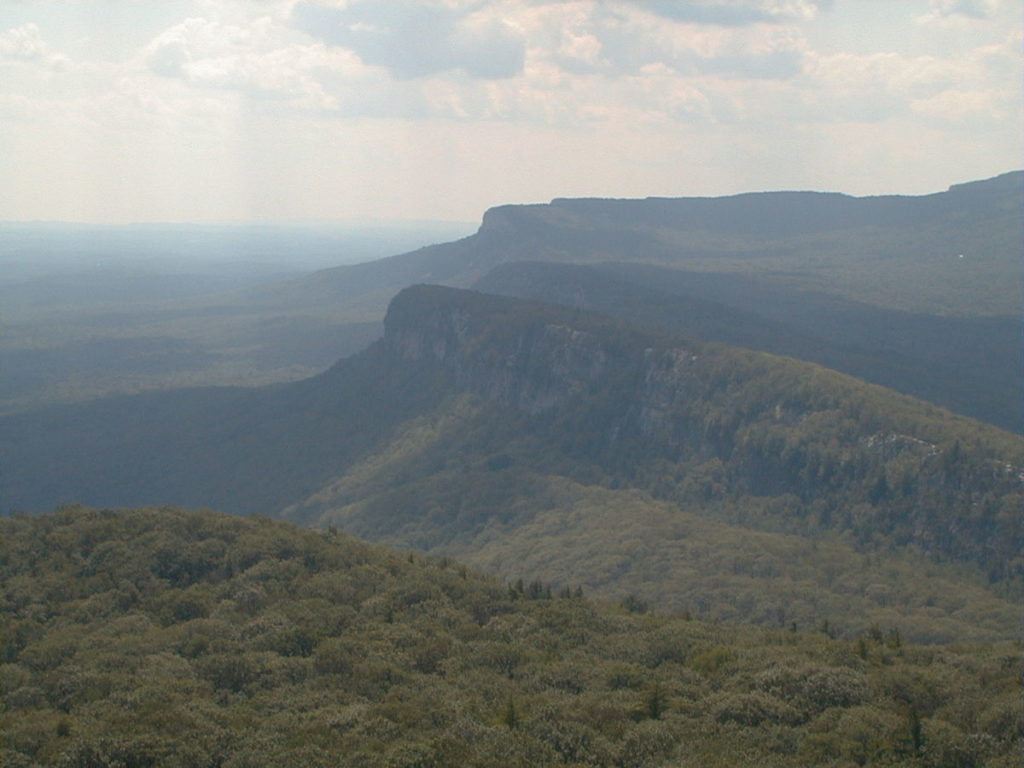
[1,0,1020,223]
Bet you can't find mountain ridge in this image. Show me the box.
[472,260,1020,431]
[4,171,1018,429]
[281,170,1022,317]
[3,284,1021,639]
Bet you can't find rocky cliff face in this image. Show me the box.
[383,285,699,436]
[376,285,1023,574]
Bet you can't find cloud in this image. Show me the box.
[0,24,48,61]
[142,16,368,109]
[0,24,72,70]
[911,88,1004,123]
[621,0,831,27]
[918,0,1001,24]
[134,2,815,127]
[796,28,1021,126]
[522,2,809,81]
[291,0,526,79]
[927,0,997,19]
[14,0,1014,139]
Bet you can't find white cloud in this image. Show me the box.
[0,23,48,60]
[922,0,999,21]
[125,2,814,125]
[141,15,374,111]
[797,26,1021,125]
[916,0,1012,26]
[0,0,1018,224]
[291,0,526,79]
[621,0,831,27]
[507,2,812,80]
[911,88,1003,122]
[0,23,72,71]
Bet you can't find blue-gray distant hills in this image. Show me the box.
[256,170,1021,430]
[4,172,1019,429]
[283,170,1020,314]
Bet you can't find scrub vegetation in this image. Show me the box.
[2,507,1019,768]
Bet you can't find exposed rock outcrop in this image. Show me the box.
[377,284,1022,573]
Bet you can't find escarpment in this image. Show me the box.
[383,285,703,433]
[3,283,1020,577]
[372,285,1022,571]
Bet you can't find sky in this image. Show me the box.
[0,0,1020,224]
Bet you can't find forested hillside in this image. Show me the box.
[299,286,1023,573]
[2,507,1019,768]
[4,286,1020,641]
[474,261,1020,430]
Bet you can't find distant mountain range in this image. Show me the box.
[6,166,1019,424]
[277,170,1021,316]
[3,172,1019,429]
[262,170,1020,430]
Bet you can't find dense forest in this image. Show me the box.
[2,507,1020,768]
[4,285,1021,644]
